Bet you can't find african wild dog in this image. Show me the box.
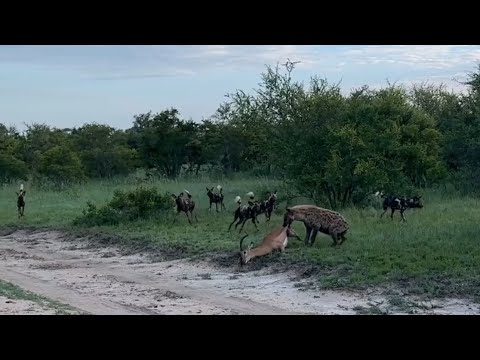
[282,205,349,247]
[171,190,198,225]
[206,185,226,212]
[379,194,423,222]
[228,194,261,233]
[16,189,26,218]
[255,191,278,222]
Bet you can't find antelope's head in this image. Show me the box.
[239,234,254,265]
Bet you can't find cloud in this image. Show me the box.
[341,45,480,70]
[1,45,479,88]
[179,45,322,71]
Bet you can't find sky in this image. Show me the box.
[1,45,480,131]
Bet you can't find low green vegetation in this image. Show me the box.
[2,60,480,302]
[1,177,480,300]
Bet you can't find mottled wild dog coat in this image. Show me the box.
[239,225,301,265]
[256,191,278,222]
[380,194,423,222]
[228,194,261,233]
[283,205,349,246]
[171,190,198,225]
[16,189,26,218]
[206,185,226,212]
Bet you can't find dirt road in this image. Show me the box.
[0,230,478,315]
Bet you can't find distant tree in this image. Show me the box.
[72,123,138,178]
[0,123,28,183]
[128,108,198,178]
[37,145,85,188]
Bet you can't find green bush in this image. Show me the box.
[73,186,174,226]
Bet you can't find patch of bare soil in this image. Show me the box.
[0,230,478,315]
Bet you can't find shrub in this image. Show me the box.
[73,186,173,226]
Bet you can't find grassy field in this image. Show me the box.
[1,175,480,300]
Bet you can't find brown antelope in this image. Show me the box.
[239,225,301,265]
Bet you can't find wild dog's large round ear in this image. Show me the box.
[206,187,209,191]
[211,187,214,191]
[171,193,177,199]
[286,207,292,213]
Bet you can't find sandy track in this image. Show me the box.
[0,230,479,315]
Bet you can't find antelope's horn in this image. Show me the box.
[240,234,248,251]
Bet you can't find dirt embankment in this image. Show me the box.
[0,230,478,315]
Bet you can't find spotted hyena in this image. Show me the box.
[282,205,349,246]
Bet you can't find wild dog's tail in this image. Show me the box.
[184,189,192,198]
[217,184,222,192]
[234,196,241,205]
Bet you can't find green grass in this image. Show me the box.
[2,175,480,300]
[0,280,80,315]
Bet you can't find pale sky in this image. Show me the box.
[1,45,479,131]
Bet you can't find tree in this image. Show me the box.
[37,145,85,188]
[128,108,199,178]
[0,124,28,183]
[72,123,138,178]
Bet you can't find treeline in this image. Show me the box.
[1,62,480,208]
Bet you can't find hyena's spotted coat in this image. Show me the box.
[282,205,349,246]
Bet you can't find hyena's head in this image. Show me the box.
[286,225,301,241]
[283,208,295,227]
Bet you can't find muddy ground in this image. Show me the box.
[0,230,478,315]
